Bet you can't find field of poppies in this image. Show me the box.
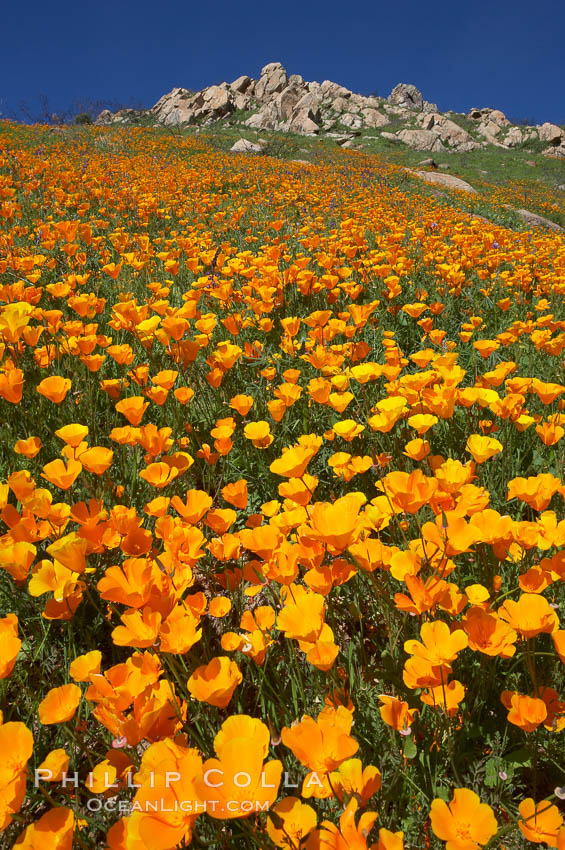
[0,121,564,849]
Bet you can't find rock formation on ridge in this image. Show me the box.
[96,62,565,158]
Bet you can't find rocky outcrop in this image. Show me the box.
[413,113,479,150]
[254,63,288,102]
[151,88,195,125]
[512,208,563,232]
[398,129,446,152]
[503,126,534,147]
[244,72,385,135]
[388,83,423,110]
[96,110,114,125]
[407,170,478,194]
[95,108,147,125]
[359,108,389,128]
[274,85,304,121]
[230,75,252,94]
[391,114,480,152]
[202,85,232,117]
[245,102,280,130]
[468,108,510,126]
[289,112,319,134]
[150,85,241,126]
[538,122,563,145]
[381,132,403,144]
[230,138,264,154]
[94,62,563,155]
[543,144,565,159]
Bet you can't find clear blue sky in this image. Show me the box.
[3,0,564,124]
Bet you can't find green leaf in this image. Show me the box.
[434,786,450,801]
[484,758,498,788]
[403,737,417,759]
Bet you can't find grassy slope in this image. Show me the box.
[15,119,565,227]
[149,119,565,229]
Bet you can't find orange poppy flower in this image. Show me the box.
[38,683,82,724]
[139,462,179,489]
[159,605,202,655]
[430,788,497,850]
[308,493,365,550]
[162,451,193,476]
[36,748,70,782]
[173,386,195,405]
[507,473,562,512]
[243,421,273,448]
[54,423,89,447]
[473,339,500,358]
[407,413,438,435]
[41,458,82,490]
[112,607,162,648]
[277,588,325,643]
[518,798,563,845]
[378,470,437,514]
[69,650,102,682]
[36,375,72,404]
[209,596,232,617]
[536,420,565,446]
[221,479,248,509]
[127,745,202,847]
[281,705,358,773]
[115,395,149,426]
[14,436,42,458]
[204,508,237,534]
[379,695,417,734]
[462,607,517,658]
[498,593,559,638]
[0,614,21,679]
[465,434,503,464]
[171,489,213,524]
[187,656,242,708]
[270,445,318,478]
[308,377,332,404]
[196,441,218,466]
[80,446,114,475]
[138,424,173,457]
[0,368,24,404]
[46,532,88,574]
[329,758,382,807]
[374,828,405,849]
[266,797,318,848]
[369,397,408,432]
[102,261,122,279]
[553,630,565,664]
[274,382,302,408]
[0,719,34,827]
[0,541,37,583]
[538,687,565,732]
[421,679,466,715]
[145,495,170,517]
[0,302,34,343]
[333,419,365,442]
[14,805,75,848]
[501,691,548,732]
[229,394,254,415]
[313,798,378,849]
[403,438,430,461]
[279,474,318,506]
[404,620,468,666]
[195,715,282,820]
